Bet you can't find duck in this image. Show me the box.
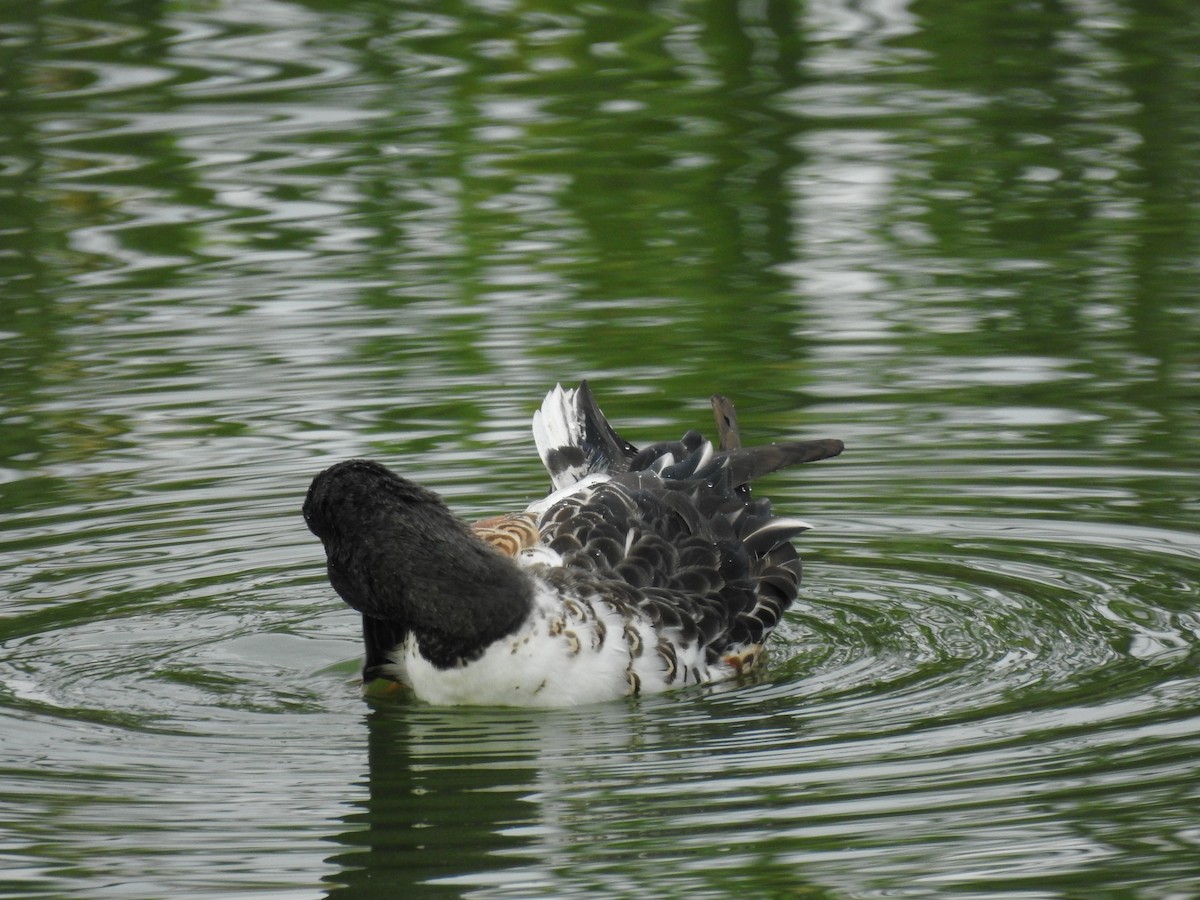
[302,381,843,707]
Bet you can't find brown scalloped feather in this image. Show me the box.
[471,512,540,557]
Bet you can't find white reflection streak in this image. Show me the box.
[804,0,917,44]
[780,0,916,359]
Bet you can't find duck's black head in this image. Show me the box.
[303,459,533,668]
[303,459,444,547]
[303,459,476,619]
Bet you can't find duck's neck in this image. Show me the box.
[327,512,535,670]
[399,542,535,668]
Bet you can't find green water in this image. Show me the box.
[2,0,1199,896]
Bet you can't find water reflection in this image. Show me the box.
[325,707,543,897]
[2,0,1200,896]
[324,698,841,897]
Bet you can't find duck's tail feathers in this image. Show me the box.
[722,438,845,488]
[710,394,741,450]
[533,381,638,490]
[655,437,845,498]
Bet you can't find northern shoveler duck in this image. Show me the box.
[302,382,843,706]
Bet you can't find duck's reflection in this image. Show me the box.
[322,698,655,897]
[323,705,532,896]
[321,688,844,897]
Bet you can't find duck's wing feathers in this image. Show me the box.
[528,382,843,669]
[530,439,828,664]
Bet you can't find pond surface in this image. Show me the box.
[2,0,1200,897]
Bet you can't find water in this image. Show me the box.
[2,0,1200,896]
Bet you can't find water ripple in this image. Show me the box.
[3,1,1200,895]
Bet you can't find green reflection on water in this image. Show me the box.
[1,0,1200,897]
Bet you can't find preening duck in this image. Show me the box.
[302,382,843,706]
